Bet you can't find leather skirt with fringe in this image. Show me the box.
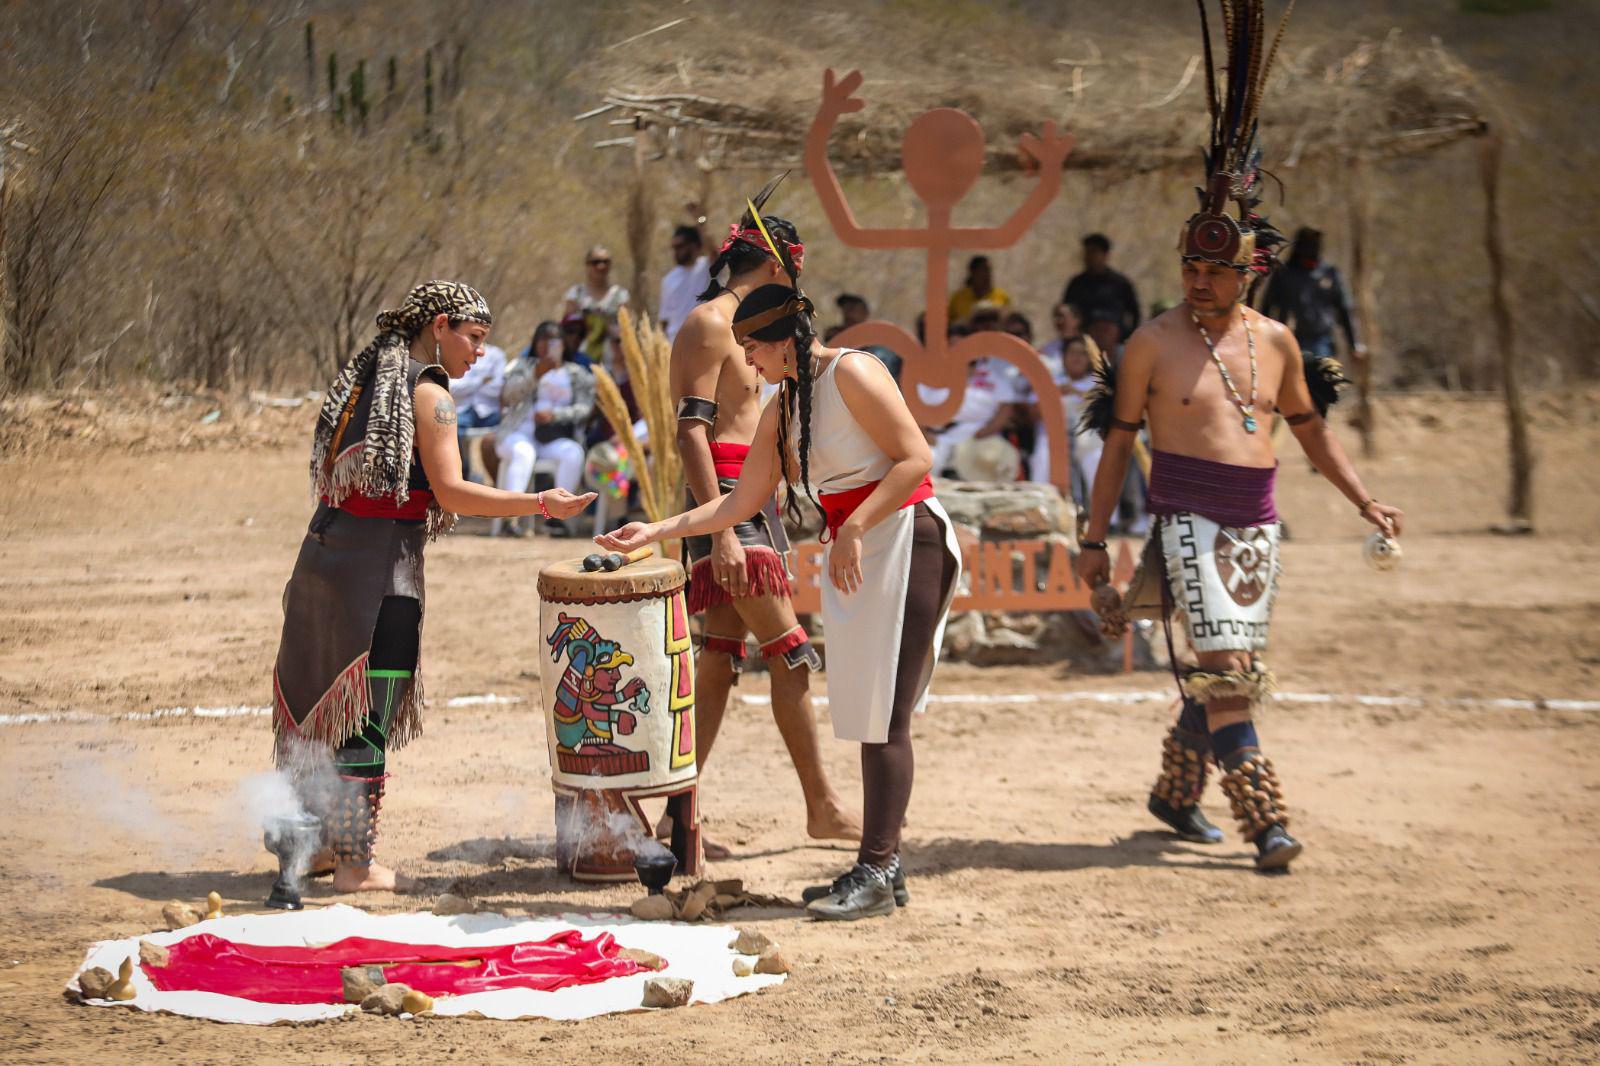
[272,503,427,765]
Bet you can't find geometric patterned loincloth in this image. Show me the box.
[1159,511,1282,654]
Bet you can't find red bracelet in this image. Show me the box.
[536,493,553,520]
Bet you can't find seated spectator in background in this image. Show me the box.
[836,292,903,381]
[1003,310,1034,344]
[588,323,646,449]
[947,254,1011,325]
[1062,233,1139,344]
[448,340,507,481]
[1038,302,1082,379]
[491,320,596,537]
[558,312,595,367]
[1027,336,1100,505]
[967,301,1005,335]
[562,245,630,363]
[658,224,708,343]
[1080,310,1149,535]
[925,353,1024,478]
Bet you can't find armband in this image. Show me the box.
[1109,417,1145,433]
[675,395,718,428]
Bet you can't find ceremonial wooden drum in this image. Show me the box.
[537,554,700,881]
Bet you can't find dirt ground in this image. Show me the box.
[1,391,1597,1064]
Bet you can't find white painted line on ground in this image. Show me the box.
[444,693,524,707]
[737,691,1600,713]
[2,689,1596,728]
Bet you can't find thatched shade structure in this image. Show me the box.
[580,25,1531,528]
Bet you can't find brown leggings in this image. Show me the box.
[858,504,958,867]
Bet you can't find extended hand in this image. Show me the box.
[828,525,865,596]
[712,530,750,597]
[820,69,865,119]
[594,521,660,554]
[1360,500,1405,538]
[1018,120,1074,172]
[540,488,596,520]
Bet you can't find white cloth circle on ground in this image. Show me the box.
[68,905,782,1025]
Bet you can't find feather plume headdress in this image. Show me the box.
[1179,0,1294,274]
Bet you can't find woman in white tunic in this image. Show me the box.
[597,283,960,921]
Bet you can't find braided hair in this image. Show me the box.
[733,283,823,529]
[700,215,801,301]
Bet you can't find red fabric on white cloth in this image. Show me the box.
[145,930,642,1004]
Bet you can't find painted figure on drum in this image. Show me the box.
[547,613,652,765]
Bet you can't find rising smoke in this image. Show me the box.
[237,736,342,895]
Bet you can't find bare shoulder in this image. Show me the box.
[1251,308,1293,342]
[832,348,894,392]
[1120,315,1171,367]
[415,379,454,425]
[673,299,733,362]
[1249,309,1301,362]
[683,296,731,333]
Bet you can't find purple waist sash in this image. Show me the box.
[1146,449,1278,528]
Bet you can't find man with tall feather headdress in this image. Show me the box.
[665,176,861,855]
[1077,1,1404,871]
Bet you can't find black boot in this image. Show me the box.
[1219,749,1303,871]
[805,863,896,921]
[803,855,909,907]
[1148,726,1224,844]
[1254,823,1302,870]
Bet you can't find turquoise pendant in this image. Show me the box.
[1243,415,1258,433]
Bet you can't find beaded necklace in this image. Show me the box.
[1190,307,1258,433]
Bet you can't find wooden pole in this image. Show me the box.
[1480,132,1535,530]
[1346,156,1379,458]
[627,124,654,323]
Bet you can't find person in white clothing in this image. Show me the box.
[1036,302,1083,377]
[491,321,594,536]
[448,342,506,479]
[598,282,961,923]
[658,225,709,342]
[1027,336,1101,505]
[926,355,1024,477]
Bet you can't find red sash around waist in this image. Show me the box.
[709,441,751,480]
[325,489,435,521]
[818,475,935,543]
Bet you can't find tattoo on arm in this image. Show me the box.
[433,396,457,426]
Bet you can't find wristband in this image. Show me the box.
[1357,497,1377,514]
[537,492,553,520]
[1080,539,1108,552]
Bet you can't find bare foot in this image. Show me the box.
[807,803,863,842]
[331,861,416,893]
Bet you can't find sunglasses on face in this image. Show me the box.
[588,258,611,266]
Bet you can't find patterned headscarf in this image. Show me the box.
[310,281,492,529]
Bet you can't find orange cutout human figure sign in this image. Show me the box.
[805,69,1076,494]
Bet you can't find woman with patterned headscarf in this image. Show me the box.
[274,281,595,893]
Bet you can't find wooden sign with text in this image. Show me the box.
[788,538,1135,616]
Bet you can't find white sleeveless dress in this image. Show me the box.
[797,351,962,743]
